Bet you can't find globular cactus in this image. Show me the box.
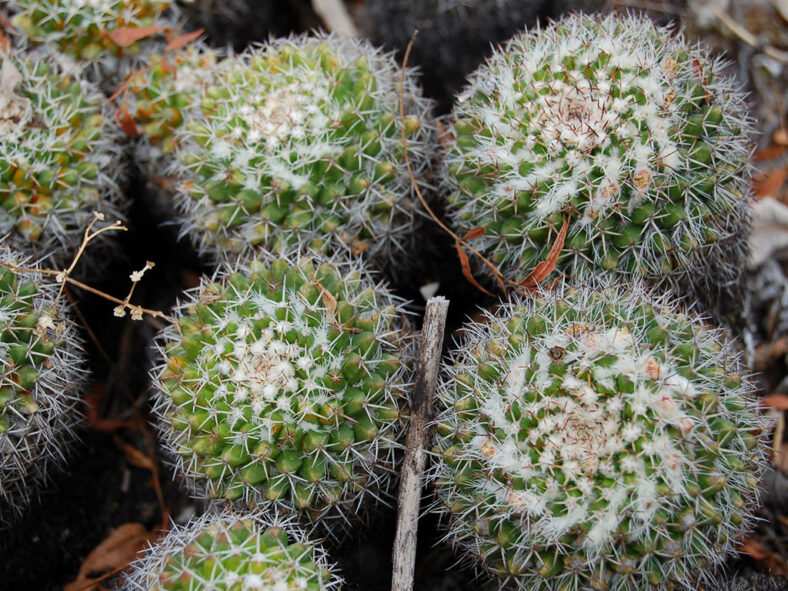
[0,247,86,524]
[0,51,125,267]
[358,0,545,109]
[5,0,181,88]
[431,282,769,590]
[151,252,412,530]
[121,42,224,218]
[124,33,436,275]
[442,14,753,301]
[122,510,342,590]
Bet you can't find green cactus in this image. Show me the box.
[431,282,768,590]
[442,13,753,296]
[151,252,412,529]
[0,51,126,267]
[0,247,86,524]
[122,33,436,274]
[6,0,178,85]
[122,511,342,590]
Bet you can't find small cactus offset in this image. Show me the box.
[359,0,544,108]
[442,13,753,294]
[151,252,412,528]
[127,33,436,273]
[431,283,768,590]
[0,247,86,523]
[122,41,223,210]
[122,510,342,590]
[0,51,125,267]
[5,0,184,89]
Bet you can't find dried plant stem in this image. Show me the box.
[311,0,359,37]
[392,296,449,591]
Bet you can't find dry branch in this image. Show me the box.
[392,296,450,591]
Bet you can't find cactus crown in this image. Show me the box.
[0,247,85,523]
[443,13,752,287]
[151,252,411,528]
[123,511,342,590]
[130,33,435,269]
[0,51,124,265]
[431,283,768,590]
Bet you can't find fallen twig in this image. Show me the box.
[391,296,449,591]
[311,0,358,37]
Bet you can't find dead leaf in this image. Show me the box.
[763,394,788,410]
[771,0,788,22]
[455,241,494,296]
[754,337,788,371]
[64,523,156,591]
[755,144,787,162]
[114,104,139,136]
[84,385,136,433]
[692,58,712,104]
[462,227,485,241]
[754,168,787,200]
[164,28,204,53]
[520,216,568,289]
[313,277,338,322]
[107,26,167,48]
[738,537,788,575]
[113,434,155,471]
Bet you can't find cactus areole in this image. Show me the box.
[152,254,411,526]
[432,284,767,590]
[443,14,753,286]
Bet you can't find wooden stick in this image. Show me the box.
[392,296,450,591]
[311,0,358,38]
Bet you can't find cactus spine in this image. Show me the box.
[442,14,753,295]
[0,51,125,267]
[151,253,412,529]
[431,283,768,590]
[123,34,436,273]
[0,247,86,524]
[122,510,342,590]
[6,0,179,86]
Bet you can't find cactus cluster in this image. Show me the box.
[0,247,85,523]
[5,0,179,84]
[442,14,753,293]
[151,253,412,527]
[124,34,436,272]
[0,51,125,267]
[359,0,544,108]
[431,282,768,590]
[123,511,342,590]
